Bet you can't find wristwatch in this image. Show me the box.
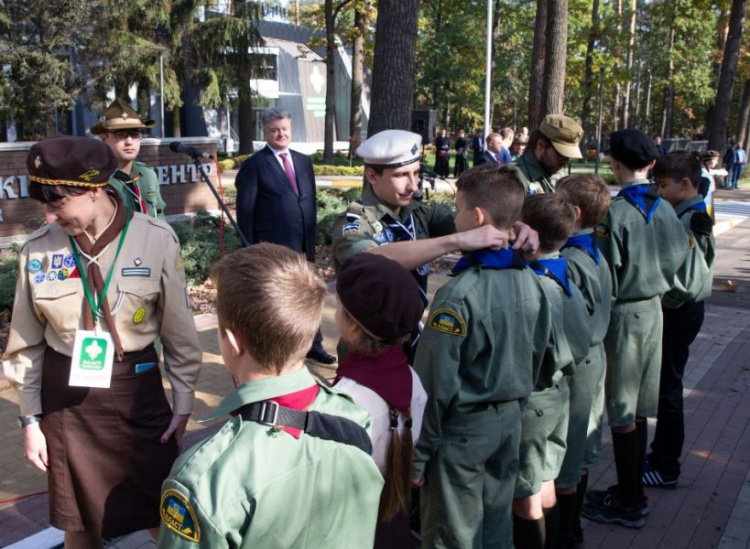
[18,415,42,429]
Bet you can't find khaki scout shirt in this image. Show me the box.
[331,185,455,270]
[594,179,689,303]
[412,255,561,478]
[662,195,715,309]
[2,213,201,416]
[513,150,566,195]
[109,161,167,219]
[157,367,383,549]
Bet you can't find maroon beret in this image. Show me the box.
[27,136,117,188]
[337,253,425,341]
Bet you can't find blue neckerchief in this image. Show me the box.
[530,257,572,296]
[618,184,661,223]
[686,201,707,213]
[452,248,526,274]
[383,215,429,305]
[562,233,600,265]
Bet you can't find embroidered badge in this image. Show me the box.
[57,269,68,281]
[593,223,611,239]
[372,221,383,234]
[133,306,147,324]
[78,169,100,182]
[411,143,419,155]
[343,222,360,233]
[688,234,696,250]
[51,254,64,270]
[160,489,200,542]
[427,308,467,337]
[27,259,42,274]
[134,257,142,266]
[34,273,45,285]
[63,254,77,268]
[47,271,58,281]
[121,267,152,277]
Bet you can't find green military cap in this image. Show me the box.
[90,98,155,135]
[540,115,584,160]
[27,136,118,188]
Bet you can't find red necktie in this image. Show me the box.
[280,153,300,195]
[130,175,149,214]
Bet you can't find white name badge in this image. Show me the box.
[69,330,115,388]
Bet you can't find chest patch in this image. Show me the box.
[121,267,151,277]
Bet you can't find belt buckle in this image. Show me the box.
[259,401,280,426]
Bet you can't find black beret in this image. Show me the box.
[609,129,659,170]
[27,136,118,188]
[337,253,425,342]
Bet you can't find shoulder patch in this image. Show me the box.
[427,308,467,337]
[160,489,201,542]
[689,211,714,237]
[593,223,611,239]
[343,222,360,233]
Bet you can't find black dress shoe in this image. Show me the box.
[306,344,336,364]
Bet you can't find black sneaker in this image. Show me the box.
[586,486,650,516]
[581,493,645,529]
[642,460,678,489]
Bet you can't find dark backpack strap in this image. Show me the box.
[238,401,373,455]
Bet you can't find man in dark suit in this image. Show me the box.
[475,132,503,166]
[235,107,335,364]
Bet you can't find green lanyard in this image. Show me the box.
[68,214,131,321]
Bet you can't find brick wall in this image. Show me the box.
[0,138,221,241]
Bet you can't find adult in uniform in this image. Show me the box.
[514,114,584,195]
[3,136,202,548]
[434,129,451,177]
[235,107,334,364]
[92,98,167,219]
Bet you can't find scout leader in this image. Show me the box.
[2,136,201,547]
[92,98,167,218]
[514,114,584,195]
[331,130,539,357]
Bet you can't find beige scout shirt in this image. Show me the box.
[3,213,201,417]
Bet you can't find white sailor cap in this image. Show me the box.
[356,130,422,168]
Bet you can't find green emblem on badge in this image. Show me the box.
[161,489,200,542]
[428,308,467,337]
[79,338,107,370]
[133,306,147,324]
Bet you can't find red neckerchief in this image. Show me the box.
[335,344,412,415]
[269,385,320,438]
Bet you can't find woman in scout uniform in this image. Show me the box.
[2,136,202,548]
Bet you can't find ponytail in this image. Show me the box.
[379,406,413,522]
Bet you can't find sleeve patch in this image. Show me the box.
[593,223,611,239]
[160,489,201,542]
[343,222,360,233]
[427,308,467,337]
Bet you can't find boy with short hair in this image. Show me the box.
[412,164,555,549]
[512,194,590,549]
[644,151,715,488]
[582,129,689,529]
[554,175,614,548]
[157,243,383,548]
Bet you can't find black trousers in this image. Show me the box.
[454,155,468,177]
[650,301,705,477]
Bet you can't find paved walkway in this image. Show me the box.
[1,193,750,548]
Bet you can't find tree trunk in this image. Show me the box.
[0,116,6,142]
[431,0,444,110]
[736,79,750,147]
[541,0,568,118]
[528,0,547,130]
[172,107,182,138]
[368,0,420,136]
[611,0,623,131]
[323,0,336,163]
[622,0,637,128]
[349,7,364,147]
[707,0,748,151]
[580,0,600,155]
[661,11,676,139]
[237,86,255,155]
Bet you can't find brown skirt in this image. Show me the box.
[41,345,177,537]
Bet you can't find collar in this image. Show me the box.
[562,229,600,265]
[618,180,661,223]
[530,252,571,296]
[266,144,291,159]
[519,149,551,178]
[361,183,416,223]
[452,247,526,274]
[674,195,706,217]
[201,367,318,422]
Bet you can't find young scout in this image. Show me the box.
[643,151,715,488]
[92,98,167,218]
[553,175,613,548]
[412,164,554,549]
[582,129,689,528]
[157,244,384,548]
[513,194,589,549]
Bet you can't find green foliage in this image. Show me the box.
[313,164,364,176]
[0,247,20,313]
[316,188,361,245]
[171,211,243,285]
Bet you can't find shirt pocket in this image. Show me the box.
[32,281,83,341]
[115,277,161,334]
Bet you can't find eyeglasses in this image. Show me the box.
[549,145,570,164]
[110,130,145,140]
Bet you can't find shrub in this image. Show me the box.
[317,188,362,245]
[0,247,20,313]
[313,164,364,177]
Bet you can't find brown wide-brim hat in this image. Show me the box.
[90,98,155,135]
[539,114,584,159]
[27,136,118,188]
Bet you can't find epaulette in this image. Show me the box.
[689,211,714,237]
[142,214,180,242]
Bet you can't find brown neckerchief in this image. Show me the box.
[73,195,131,361]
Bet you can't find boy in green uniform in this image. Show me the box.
[412,165,554,549]
[582,129,689,528]
[92,98,167,219]
[644,152,715,488]
[157,244,383,548]
[554,175,613,548]
[512,194,590,549]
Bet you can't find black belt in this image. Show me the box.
[237,400,373,455]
